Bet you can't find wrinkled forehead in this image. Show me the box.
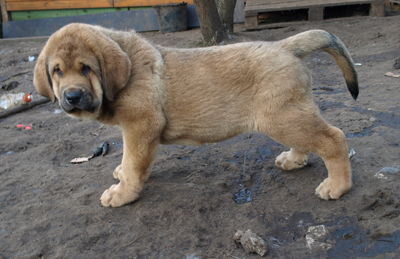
[46,36,98,69]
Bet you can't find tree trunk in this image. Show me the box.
[216,0,237,33]
[193,0,227,45]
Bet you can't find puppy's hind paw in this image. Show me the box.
[315,178,351,200]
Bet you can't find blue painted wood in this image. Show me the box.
[2,1,244,38]
[3,8,160,38]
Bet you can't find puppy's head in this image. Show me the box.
[34,23,132,119]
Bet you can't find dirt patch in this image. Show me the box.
[1,15,400,258]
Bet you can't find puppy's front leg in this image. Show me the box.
[100,125,160,207]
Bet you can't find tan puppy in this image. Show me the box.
[34,23,358,207]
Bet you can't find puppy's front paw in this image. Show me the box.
[315,178,351,200]
[100,183,139,207]
[113,165,122,180]
[275,151,308,171]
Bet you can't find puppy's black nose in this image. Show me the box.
[65,91,83,105]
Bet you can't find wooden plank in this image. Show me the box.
[246,0,377,10]
[246,0,301,7]
[11,7,129,21]
[244,0,384,30]
[6,0,114,11]
[245,0,382,16]
[1,0,11,22]
[244,15,258,29]
[246,0,372,7]
[114,0,194,7]
[246,0,378,7]
[2,8,161,37]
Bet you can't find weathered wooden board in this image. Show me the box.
[3,8,162,37]
[5,0,195,11]
[244,0,384,30]
[114,0,194,7]
[6,0,114,11]
[11,7,130,21]
[245,0,383,16]
[1,5,201,37]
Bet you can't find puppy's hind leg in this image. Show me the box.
[260,106,352,200]
[313,126,352,200]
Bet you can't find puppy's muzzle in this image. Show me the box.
[61,88,100,114]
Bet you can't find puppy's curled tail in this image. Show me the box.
[282,30,358,100]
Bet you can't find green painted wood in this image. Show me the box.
[10,7,134,21]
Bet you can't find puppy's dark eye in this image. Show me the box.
[55,67,63,77]
[82,65,91,75]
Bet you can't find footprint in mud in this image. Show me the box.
[359,190,400,220]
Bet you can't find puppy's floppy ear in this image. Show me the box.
[34,54,56,103]
[91,32,132,101]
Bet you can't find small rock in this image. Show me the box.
[305,225,334,250]
[374,166,400,180]
[374,172,388,179]
[349,147,356,159]
[394,58,400,69]
[234,229,268,256]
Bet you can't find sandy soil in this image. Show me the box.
[1,14,400,259]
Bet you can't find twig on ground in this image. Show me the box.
[0,97,50,119]
[159,147,169,155]
[0,71,31,82]
[122,235,144,248]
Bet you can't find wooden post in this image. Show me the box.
[244,15,258,30]
[370,0,385,16]
[1,0,11,22]
[308,7,323,21]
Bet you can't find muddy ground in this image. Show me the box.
[1,14,400,259]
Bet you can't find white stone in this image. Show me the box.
[306,225,334,250]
